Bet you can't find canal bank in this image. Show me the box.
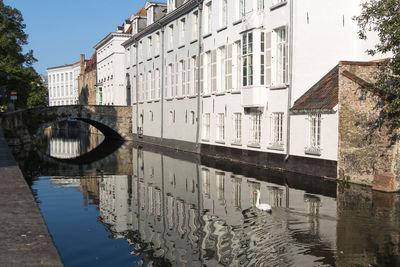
[0,128,63,266]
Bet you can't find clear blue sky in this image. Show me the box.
[5,0,151,75]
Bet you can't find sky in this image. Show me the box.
[5,0,151,75]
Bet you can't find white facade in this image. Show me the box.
[47,62,80,106]
[94,33,131,106]
[124,0,381,164]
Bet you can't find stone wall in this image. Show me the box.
[78,54,97,105]
[338,61,400,192]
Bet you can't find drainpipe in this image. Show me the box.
[160,26,165,140]
[285,0,294,162]
[135,40,139,136]
[195,1,203,153]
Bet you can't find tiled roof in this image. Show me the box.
[136,8,147,15]
[291,65,339,112]
[125,23,133,34]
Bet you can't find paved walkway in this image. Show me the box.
[0,128,63,266]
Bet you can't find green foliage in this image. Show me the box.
[355,0,400,125]
[0,0,45,109]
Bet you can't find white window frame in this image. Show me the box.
[232,113,242,144]
[216,113,225,142]
[249,112,261,146]
[306,113,322,155]
[220,0,228,28]
[242,32,253,87]
[275,27,288,85]
[218,46,226,93]
[147,36,152,59]
[180,17,186,46]
[271,112,284,147]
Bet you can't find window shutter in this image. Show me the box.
[265,32,271,86]
[226,44,232,90]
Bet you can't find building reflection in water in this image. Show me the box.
[49,147,337,266]
[44,121,105,159]
[46,144,400,266]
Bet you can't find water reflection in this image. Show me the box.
[20,124,400,266]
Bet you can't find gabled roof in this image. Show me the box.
[136,8,147,15]
[291,65,339,112]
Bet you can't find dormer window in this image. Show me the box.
[168,0,176,12]
[147,6,154,25]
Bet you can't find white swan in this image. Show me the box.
[254,189,272,212]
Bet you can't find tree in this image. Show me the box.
[0,0,45,109]
[355,0,400,125]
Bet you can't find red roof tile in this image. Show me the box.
[136,8,147,15]
[291,65,339,112]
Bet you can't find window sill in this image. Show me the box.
[232,19,242,26]
[138,101,144,104]
[188,95,197,99]
[202,139,210,142]
[270,84,288,90]
[203,94,212,98]
[230,90,241,94]
[215,140,225,144]
[167,49,173,53]
[176,96,184,100]
[147,57,152,61]
[270,1,287,11]
[190,39,198,44]
[203,33,212,39]
[178,44,185,49]
[231,141,242,146]
[267,144,284,151]
[154,99,160,102]
[304,148,322,156]
[216,92,226,96]
[247,143,261,148]
[146,100,153,103]
[154,54,160,58]
[165,97,174,101]
[217,26,227,33]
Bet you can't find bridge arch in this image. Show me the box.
[0,105,133,143]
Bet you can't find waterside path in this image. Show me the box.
[0,128,63,266]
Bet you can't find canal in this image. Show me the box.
[13,121,400,266]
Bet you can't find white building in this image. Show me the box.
[47,60,81,106]
[123,0,381,177]
[94,13,143,106]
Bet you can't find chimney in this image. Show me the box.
[80,54,85,74]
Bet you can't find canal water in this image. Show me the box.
[14,121,400,267]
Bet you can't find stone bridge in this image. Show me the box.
[0,105,133,144]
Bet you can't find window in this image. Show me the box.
[178,60,185,96]
[168,0,176,12]
[155,32,160,56]
[168,24,174,50]
[61,73,64,82]
[216,113,225,142]
[216,172,225,200]
[233,113,242,144]
[146,71,151,100]
[205,2,212,34]
[192,11,198,40]
[203,113,210,140]
[202,169,210,198]
[151,71,155,99]
[139,74,143,101]
[235,41,241,91]
[242,32,253,86]
[65,73,68,81]
[147,36,152,59]
[180,18,186,46]
[258,0,265,10]
[149,110,154,121]
[211,50,217,92]
[249,112,261,146]
[218,46,225,93]
[237,0,244,20]
[138,41,143,62]
[226,44,232,90]
[192,56,197,95]
[220,0,228,28]
[206,51,212,94]
[271,113,284,147]
[306,113,321,154]
[276,27,288,85]
[260,32,265,85]
[166,65,171,98]
[155,69,160,99]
